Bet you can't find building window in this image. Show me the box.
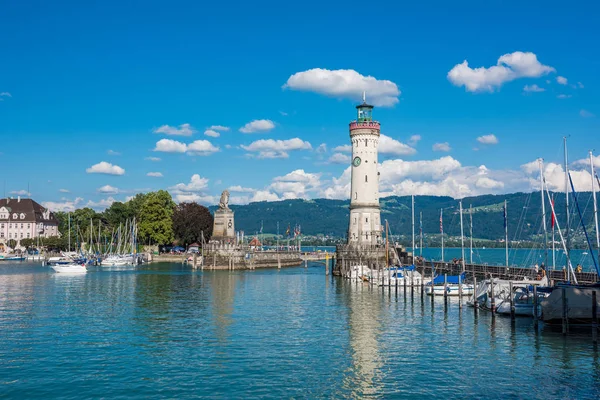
[21,223,24,228]
[20,233,23,238]
[27,233,30,238]
[8,224,11,229]
[0,233,3,238]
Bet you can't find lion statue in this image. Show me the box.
[219,190,230,210]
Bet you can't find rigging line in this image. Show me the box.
[568,172,600,275]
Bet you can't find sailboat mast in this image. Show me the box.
[539,159,548,268]
[590,151,600,271]
[469,204,473,265]
[440,209,444,262]
[460,200,465,272]
[504,199,509,268]
[68,212,71,252]
[552,194,556,270]
[545,184,577,284]
[411,195,415,259]
[564,136,570,268]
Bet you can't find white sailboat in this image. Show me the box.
[51,263,87,273]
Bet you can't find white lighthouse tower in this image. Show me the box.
[348,92,381,246]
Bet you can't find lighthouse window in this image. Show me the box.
[366,217,369,223]
[354,192,357,200]
[365,139,368,147]
[365,175,368,183]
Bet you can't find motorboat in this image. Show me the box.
[51,263,87,273]
[425,273,474,296]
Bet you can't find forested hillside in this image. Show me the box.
[211,192,598,241]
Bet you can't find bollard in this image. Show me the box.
[509,281,515,322]
[592,291,598,343]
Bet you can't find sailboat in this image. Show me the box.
[540,148,600,325]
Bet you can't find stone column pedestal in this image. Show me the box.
[212,209,235,242]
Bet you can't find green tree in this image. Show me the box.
[173,202,214,246]
[7,239,17,249]
[104,201,134,229]
[138,190,176,245]
[128,193,149,220]
[20,238,36,248]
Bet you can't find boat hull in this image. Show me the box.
[51,264,87,273]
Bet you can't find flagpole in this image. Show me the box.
[419,211,423,258]
[504,199,509,268]
[459,200,465,273]
[552,195,556,270]
[411,195,415,260]
[469,204,473,265]
[440,209,444,262]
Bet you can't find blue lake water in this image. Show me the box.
[1,262,599,399]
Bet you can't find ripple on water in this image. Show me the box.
[0,262,599,399]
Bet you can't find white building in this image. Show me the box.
[0,197,59,251]
[347,94,382,246]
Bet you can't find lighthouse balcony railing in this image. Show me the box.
[349,121,380,130]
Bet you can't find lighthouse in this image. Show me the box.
[347,92,381,246]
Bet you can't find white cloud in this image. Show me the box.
[316,143,327,153]
[241,138,312,158]
[239,119,275,133]
[42,197,84,212]
[283,68,401,107]
[208,125,230,131]
[97,185,119,194]
[59,189,70,193]
[556,76,568,85]
[86,197,117,211]
[86,161,125,175]
[172,193,217,205]
[577,82,584,88]
[153,123,196,136]
[333,144,352,153]
[329,153,351,164]
[523,84,545,92]
[251,190,281,202]
[0,92,11,97]
[477,134,499,145]
[187,140,220,155]
[573,154,600,169]
[557,94,572,99]
[521,160,594,192]
[448,51,555,92]
[147,172,163,177]
[154,139,187,153]
[269,169,322,199]
[169,174,209,193]
[10,190,30,196]
[107,149,121,155]
[279,111,288,116]
[145,156,161,162]
[153,139,218,155]
[228,185,256,193]
[379,134,416,156]
[580,109,595,118]
[432,142,451,152]
[204,129,220,137]
[408,135,421,146]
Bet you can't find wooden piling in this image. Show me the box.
[430,264,435,298]
[592,291,598,343]
[278,253,281,270]
[193,253,198,269]
[473,275,478,309]
[443,274,448,302]
[533,285,538,329]
[458,273,463,309]
[509,281,515,322]
[562,287,568,335]
[490,277,496,314]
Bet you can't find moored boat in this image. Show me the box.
[51,263,87,273]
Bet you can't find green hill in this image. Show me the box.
[210,191,598,242]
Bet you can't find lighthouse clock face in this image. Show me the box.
[352,156,361,167]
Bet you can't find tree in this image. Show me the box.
[20,238,36,249]
[7,239,17,249]
[138,190,176,245]
[173,202,214,246]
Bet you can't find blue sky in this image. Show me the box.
[1,0,599,211]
